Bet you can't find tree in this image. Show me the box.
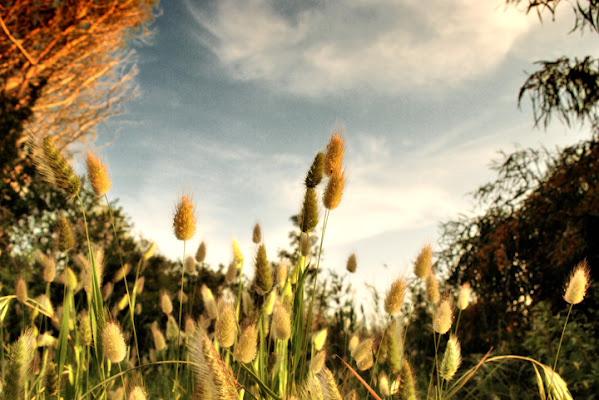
[0,0,157,149]
[507,0,599,129]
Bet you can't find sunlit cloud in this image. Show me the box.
[185,0,532,96]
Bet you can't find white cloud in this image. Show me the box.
[186,0,533,95]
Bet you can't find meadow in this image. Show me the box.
[0,132,588,400]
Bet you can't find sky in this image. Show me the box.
[86,0,599,305]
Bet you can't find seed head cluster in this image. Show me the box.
[564,260,591,305]
[173,194,196,241]
[85,152,111,197]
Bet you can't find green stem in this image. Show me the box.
[104,194,140,366]
[173,240,187,394]
[548,303,573,397]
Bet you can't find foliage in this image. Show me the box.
[0,0,158,148]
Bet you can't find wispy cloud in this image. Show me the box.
[185,0,532,96]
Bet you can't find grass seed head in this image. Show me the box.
[44,362,59,397]
[151,321,167,352]
[346,253,357,273]
[318,368,343,400]
[173,194,196,241]
[252,223,262,244]
[85,151,111,196]
[143,242,156,260]
[300,232,310,257]
[79,312,92,346]
[254,244,273,295]
[399,358,417,400]
[385,278,406,315]
[348,334,360,353]
[433,298,454,335]
[310,350,326,374]
[201,285,218,320]
[166,315,180,341]
[300,187,319,233]
[272,305,291,341]
[226,261,237,283]
[276,262,288,288]
[57,215,75,252]
[313,328,328,351]
[324,131,344,177]
[323,170,345,210]
[564,260,591,305]
[441,335,462,381]
[15,276,28,303]
[232,238,244,265]
[185,256,196,275]
[265,290,277,315]
[102,322,127,363]
[414,244,432,279]
[196,241,207,262]
[36,135,81,199]
[305,152,325,188]
[351,337,372,364]
[129,386,147,400]
[379,372,390,397]
[234,324,258,363]
[457,282,472,310]
[36,251,56,283]
[216,303,237,348]
[160,291,173,315]
[425,271,440,304]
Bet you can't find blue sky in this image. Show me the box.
[88,0,598,304]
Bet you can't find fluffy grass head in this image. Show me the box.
[425,272,440,304]
[440,334,462,381]
[272,305,291,341]
[102,321,127,363]
[324,131,344,177]
[196,241,207,262]
[85,151,111,196]
[234,324,258,364]
[35,135,81,199]
[160,291,173,315]
[457,282,472,310]
[254,244,273,295]
[151,321,167,352]
[346,253,357,273]
[232,238,244,265]
[173,194,196,241]
[252,222,262,244]
[57,215,75,252]
[305,152,325,188]
[36,250,56,283]
[433,297,454,335]
[323,170,345,210]
[384,277,406,315]
[185,256,196,275]
[201,285,218,320]
[564,260,591,305]
[15,275,28,303]
[128,386,147,400]
[414,244,432,279]
[299,187,319,233]
[216,302,237,348]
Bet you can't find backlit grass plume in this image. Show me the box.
[35,135,80,199]
[232,238,244,265]
[440,335,462,381]
[253,222,262,244]
[128,386,147,400]
[57,215,75,252]
[324,131,344,177]
[85,151,112,197]
[196,241,207,262]
[216,302,237,347]
[2,329,36,400]
[102,321,127,363]
[272,305,291,341]
[254,243,273,295]
[189,331,238,399]
[457,282,472,311]
[346,253,357,273]
[15,276,28,303]
[426,271,440,304]
[173,194,196,241]
[201,284,218,320]
[564,260,591,305]
[399,359,417,400]
[160,291,173,315]
[414,244,432,279]
[300,188,319,233]
[323,170,345,210]
[36,250,56,283]
[234,324,258,364]
[385,277,406,315]
[305,152,325,188]
[44,361,59,398]
[433,298,454,335]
